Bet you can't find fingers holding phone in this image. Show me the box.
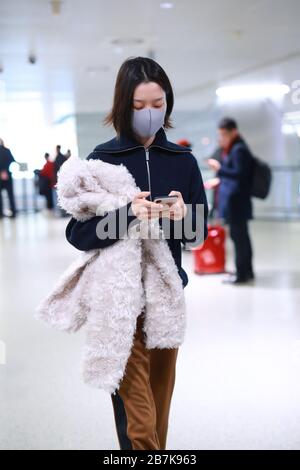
[131,190,187,221]
[154,191,187,221]
[131,191,164,220]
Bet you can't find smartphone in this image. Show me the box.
[153,195,178,205]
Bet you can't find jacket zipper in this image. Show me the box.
[94,144,189,203]
[145,147,152,201]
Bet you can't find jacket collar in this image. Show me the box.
[93,127,191,154]
[225,134,245,154]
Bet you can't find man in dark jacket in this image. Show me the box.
[0,138,17,218]
[54,145,67,180]
[207,118,255,284]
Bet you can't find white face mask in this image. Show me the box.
[131,105,167,138]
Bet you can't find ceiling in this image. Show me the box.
[0,0,300,119]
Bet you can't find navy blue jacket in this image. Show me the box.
[65,127,208,288]
[217,136,254,223]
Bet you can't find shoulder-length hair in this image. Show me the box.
[103,56,174,140]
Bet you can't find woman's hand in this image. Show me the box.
[161,190,187,221]
[131,191,164,220]
[207,158,221,172]
[131,190,187,221]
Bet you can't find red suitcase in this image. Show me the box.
[192,224,226,274]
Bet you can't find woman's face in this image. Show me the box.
[133,82,166,112]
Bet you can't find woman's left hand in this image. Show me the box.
[159,190,187,221]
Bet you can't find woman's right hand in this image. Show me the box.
[131,191,165,220]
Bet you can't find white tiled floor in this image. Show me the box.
[0,214,300,450]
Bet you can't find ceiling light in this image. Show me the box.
[216,84,290,102]
[160,2,174,9]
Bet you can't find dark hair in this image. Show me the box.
[218,117,238,131]
[103,56,174,139]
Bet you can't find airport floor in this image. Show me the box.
[0,213,300,450]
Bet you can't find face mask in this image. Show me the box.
[131,105,166,139]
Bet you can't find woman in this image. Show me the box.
[40,152,56,210]
[65,57,208,450]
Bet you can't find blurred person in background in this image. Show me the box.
[204,146,223,220]
[53,145,67,181]
[0,138,18,219]
[40,152,56,211]
[65,149,72,159]
[205,118,255,285]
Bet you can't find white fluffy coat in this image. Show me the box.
[35,155,186,394]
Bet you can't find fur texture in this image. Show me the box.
[35,155,186,394]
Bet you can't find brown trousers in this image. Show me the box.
[111,311,179,450]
